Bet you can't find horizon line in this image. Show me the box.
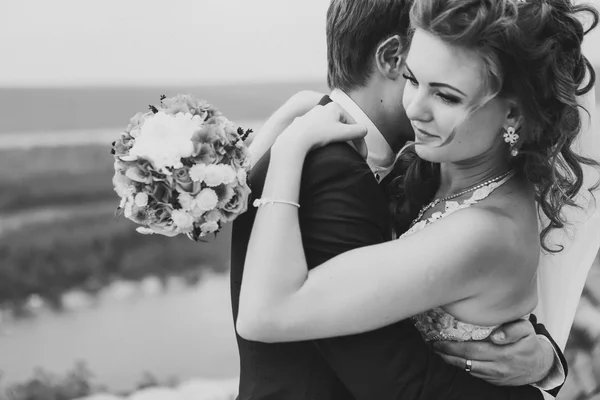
[0,78,329,90]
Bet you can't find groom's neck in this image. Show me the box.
[346,88,413,154]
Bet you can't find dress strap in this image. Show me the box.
[433,171,516,221]
[400,171,516,238]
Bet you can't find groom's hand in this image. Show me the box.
[432,320,555,386]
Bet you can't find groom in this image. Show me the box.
[230,1,567,399]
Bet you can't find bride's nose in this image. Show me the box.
[404,89,433,124]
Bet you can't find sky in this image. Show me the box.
[1,0,599,87]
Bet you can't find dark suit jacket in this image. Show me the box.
[229,97,555,400]
[530,314,568,397]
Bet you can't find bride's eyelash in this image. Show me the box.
[403,72,462,106]
[402,73,418,86]
[437,93,461,105]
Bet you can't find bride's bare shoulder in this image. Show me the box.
[482,179,539,246]
[425,203,538,273]
[472,190,540,277]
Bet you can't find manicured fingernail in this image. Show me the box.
[493,331,506,342]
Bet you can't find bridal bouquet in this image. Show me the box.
[111,94,253,241]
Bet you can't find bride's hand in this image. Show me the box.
[275,102,368,156]
[282,90,328,120]
[248,90,326,165]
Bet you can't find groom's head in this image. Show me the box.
[326,0,412,93]
[326,0,414,149]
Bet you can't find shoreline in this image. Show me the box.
[0,120,264,150]
[3,103,597,150]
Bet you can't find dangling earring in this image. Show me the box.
[503,127,520,157]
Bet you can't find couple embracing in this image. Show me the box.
[230,0,600,398]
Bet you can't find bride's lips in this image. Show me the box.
[414,126,438,141]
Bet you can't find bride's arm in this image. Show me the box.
[248,90,325,166]
[237,104,519,343]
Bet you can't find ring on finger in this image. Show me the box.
[465,359,473,373]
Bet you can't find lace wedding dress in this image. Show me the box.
[400,173,530,342]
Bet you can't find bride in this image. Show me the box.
[237,0,599,376]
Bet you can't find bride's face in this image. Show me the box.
[402,29,512,164]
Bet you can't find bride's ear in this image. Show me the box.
[504,98,524,132]
[375,35,404,80]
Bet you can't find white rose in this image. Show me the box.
[123,198,135,219]
[237,169,247,185]
[219,165,237,185]
[147,221,181,237]
[119,193,131,209]
[189,164,207,183]
[128,112,199,173]
[171,210,194,232]
[130,127,141,138]
[204,209,223,223]
[200,221,219,234]
[196,188,219,211]
[113,173,133,197]
[119,155,138,162]
[177,192,195,211]
[190,205,207,219]
[134,192,149,207]
[203,165,225,187]
[114,160,128,173]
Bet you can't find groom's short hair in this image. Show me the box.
[326,0,412,92]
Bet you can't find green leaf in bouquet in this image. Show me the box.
[237,127,254,142]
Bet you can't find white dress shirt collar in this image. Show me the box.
[329,89,396,182]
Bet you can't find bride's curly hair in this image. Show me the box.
[389,0,600,252]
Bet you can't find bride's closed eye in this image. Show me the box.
[436,93,462,105]
[402,72,462,106]
[402,73,418,87]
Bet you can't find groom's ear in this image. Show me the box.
[375,35,405,81]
